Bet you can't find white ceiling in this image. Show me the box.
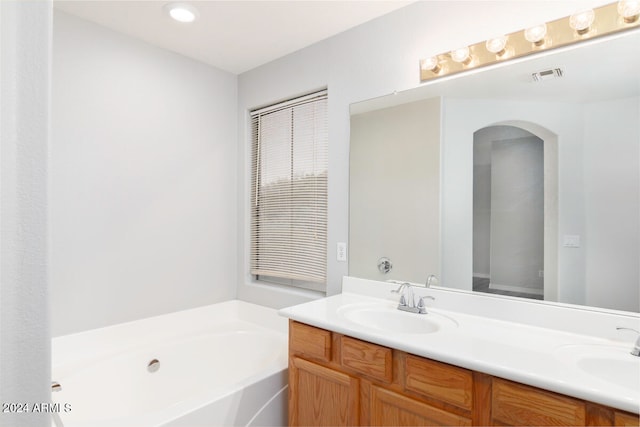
[54,0,413,74]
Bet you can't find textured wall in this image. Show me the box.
[0,1,52,426]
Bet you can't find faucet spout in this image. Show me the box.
[392,282,415,307]
[391,282,433,314]
[426,274,438,288]
[616,327,640,356]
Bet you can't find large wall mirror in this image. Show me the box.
[349,29,639,313]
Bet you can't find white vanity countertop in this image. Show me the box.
[279,279,640,414]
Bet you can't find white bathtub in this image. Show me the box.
[51,300,289,427]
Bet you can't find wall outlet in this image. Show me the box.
[336,242,347,262]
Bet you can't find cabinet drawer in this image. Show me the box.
[341,336,393,382]
[492,378,586,426]
[405,355,473,410]
[289,321,331,362]
[615,411,640,426]
[370,385,472,426]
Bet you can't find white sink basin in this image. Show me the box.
[337,302,458,334]
[554,344,640,391]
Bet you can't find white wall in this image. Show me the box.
[583,97,639,312]
[237,0,612,308]
[51,11,238,335]
[0,1,51,426]
[472,163,491,278]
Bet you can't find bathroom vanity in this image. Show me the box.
[279,277,640,426]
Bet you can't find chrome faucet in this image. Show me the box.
[616,327,640,356]
[391,282,434,314]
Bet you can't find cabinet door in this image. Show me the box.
[289,357,359,426]
[615,411,640,426]
[370,385,472,426]
[492,378,586,426]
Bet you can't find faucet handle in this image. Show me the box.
[417,297,427,314]
[416,296,435,314]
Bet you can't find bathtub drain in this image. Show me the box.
[147,359,160,373]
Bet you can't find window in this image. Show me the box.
[250,90,328,291]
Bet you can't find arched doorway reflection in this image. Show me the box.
[472,124,557,300]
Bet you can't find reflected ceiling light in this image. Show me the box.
[618,0,640,23]
[569,9,595,34]
[421,56,441,73]
[165,2,198,23]
[485,36,508,56]
[450,46,471,65]
[524,24,548,46]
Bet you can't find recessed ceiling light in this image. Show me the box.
[165,3,198,23]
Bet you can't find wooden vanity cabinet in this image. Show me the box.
[289,357,359,426]
[289,320,480,426]
[288,320,640,427]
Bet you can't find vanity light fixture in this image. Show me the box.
[165,2,198,23]
[419,1,640,82]
[421,56,441,74]
[524,24,548,46]
[618,0,640,23]
[485,36,508,56]
[450,46,472,65]
[569,9,596,35]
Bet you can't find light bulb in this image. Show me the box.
[421,56,441,73]
[165,3,198,23]
[618,0,640,23]
[450,47,471,64]
[569,9,595,34]
[485,36,508,56]
[524,24,547,46]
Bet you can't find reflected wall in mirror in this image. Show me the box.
[349,30,639,313]
[350,98,441,284]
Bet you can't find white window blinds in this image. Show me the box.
[250,90,328,290]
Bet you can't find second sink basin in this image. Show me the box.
[337,302,458,334]
[554,344,640,391]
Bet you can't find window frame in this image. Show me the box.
[248,89,328,292]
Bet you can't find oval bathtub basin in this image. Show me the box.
[554,344,640,392]
[51,301,289,427]
[337,302,458,334]
[53,327,286,426]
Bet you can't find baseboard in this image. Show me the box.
[489,282,544,296]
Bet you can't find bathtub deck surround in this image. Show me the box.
[51,300,288,427]
[279,276,640,425]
